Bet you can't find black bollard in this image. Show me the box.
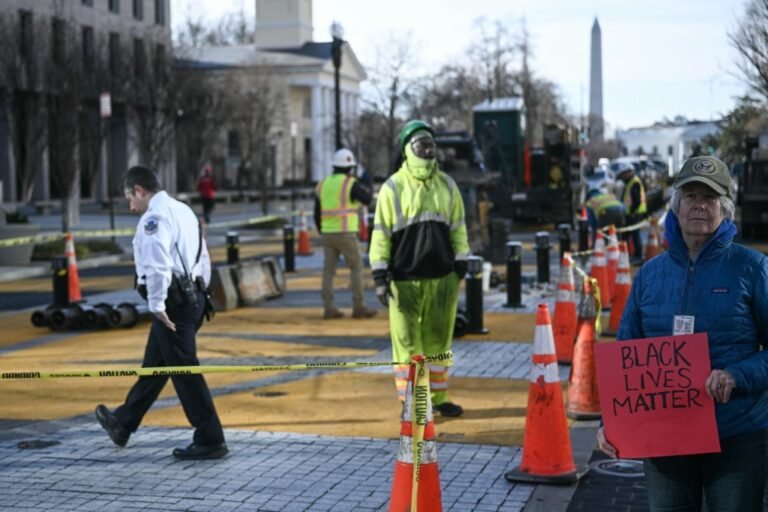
[51,255,69,306]
[465,255,489,334]
[283,224,295,272]
[226,231,240,265]
[503,241,523,308]
[535,231,551,285]
[578,214,590,254]
[558,223,571,262]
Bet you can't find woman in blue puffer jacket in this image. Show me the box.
[597,156,768,512]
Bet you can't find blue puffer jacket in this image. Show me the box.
[618,211,768,439]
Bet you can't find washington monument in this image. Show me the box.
[589,17,604,141]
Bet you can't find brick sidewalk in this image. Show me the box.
[0,421,534,512]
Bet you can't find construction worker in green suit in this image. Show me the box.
[369,120,470,417]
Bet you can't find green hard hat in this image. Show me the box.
[399,120,434,151]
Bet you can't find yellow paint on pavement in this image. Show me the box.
[0,326,380,420]
[210,307,391,337]
[142,373,543,447]
[0,312,53,347]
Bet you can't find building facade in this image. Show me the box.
[0,0,173,211]
[616,120,721,174]
[177,0,366,187]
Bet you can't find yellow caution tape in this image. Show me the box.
[207,215,284,230]
[0,352,453,380]
[411,357,429,512]
[0,215,285,248]
[0,233,64,248]
[0,362,386,380]
[569,220,649,258]
[590,277,602,334]
[73,228,137,237]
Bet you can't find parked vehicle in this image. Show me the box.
[585,167,616,194]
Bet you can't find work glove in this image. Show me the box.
[373,269,391,307]
[454,260,468,280]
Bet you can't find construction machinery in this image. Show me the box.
[740,135,768,241]
[433,97,583,262]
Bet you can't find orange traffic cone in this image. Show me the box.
[589,231,611,309]
[358,206,369,242]
[505,304,586,484]
[606,242,631,336]
[64,232,82,303]
[566,277,602,420]
[389,356,442,511]
[552,254,578,365]
[645,216,660,261]
[296,211,313,256]
[605,226,619,302]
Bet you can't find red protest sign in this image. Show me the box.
[594,333,720,459]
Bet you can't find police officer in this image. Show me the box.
[95,165,227,460]
[616,162,647,263]
[314,148,377,320]
[369,120,470,417]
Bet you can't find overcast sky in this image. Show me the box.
[170,0,751,132]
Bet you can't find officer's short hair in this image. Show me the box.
[122,165,162,193]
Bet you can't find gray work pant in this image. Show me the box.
[321,232,366,311]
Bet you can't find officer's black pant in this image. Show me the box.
[114,290,225,446]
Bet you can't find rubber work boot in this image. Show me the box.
[433,402,464,417]
[95,404,130,447]
[172,442,229,460]
[323,308,344,319]
[352,306,377,319]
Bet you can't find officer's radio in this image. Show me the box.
[178,275,198,306]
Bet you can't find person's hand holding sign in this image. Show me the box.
[705,369,735,404]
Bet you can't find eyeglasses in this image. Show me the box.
[410,138,435,158]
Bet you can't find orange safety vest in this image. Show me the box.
[317,174,360,233]
[586,193,622,216]
[621,175,647,215]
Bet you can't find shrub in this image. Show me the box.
[32,238,123,261]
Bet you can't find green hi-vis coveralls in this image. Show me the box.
[369,158,469,406]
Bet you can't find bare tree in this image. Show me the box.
[406,64,485,130]
[126,31,176,174]
[174,11,255,48]
[173,63,229,191]
[729,0,768,101]
[175,17,208,48]
[222,64,284,214]
[0,11,47,203]
[406,17,566,146]
[361,31,416,173]
[468,18,517,103]
[40,15,96,232]
[717,95,768,165]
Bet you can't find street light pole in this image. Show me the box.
[290,121,297,213]
[330,21,344,150]
[99,92,115,244]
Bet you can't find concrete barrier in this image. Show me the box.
[260,256,285,299]
[233,260,274,306]
[209,264,239,311]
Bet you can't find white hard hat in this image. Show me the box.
[332,148,357,168]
